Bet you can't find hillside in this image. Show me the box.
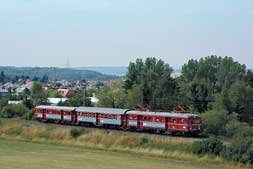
[74,66,128,76]
[74,66,182,76]
[0,66,119,81]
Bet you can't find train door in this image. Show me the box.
[165,117,169,130]
[74,111,78,123]
[120,115,125,128]
[60,110,64,121]
[42,109,46,119]
[96,113,100,126]
[137,115,142,128]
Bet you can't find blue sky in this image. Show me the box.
[0,0,252,68]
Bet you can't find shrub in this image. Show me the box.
[192,137,224,156]
[138,136,149,146]
[0,104,30,118]
[70,128,82,138]
[201,110,228,136]
[221,137,253,164]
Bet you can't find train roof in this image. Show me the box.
[35,105,199,118]
[76,107,129,115]
[35,105,76,111]
[127,110,199,118]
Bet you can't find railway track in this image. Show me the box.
[0,118,205,142]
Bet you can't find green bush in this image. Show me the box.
[201,110,228,136]
[221,137,253,164]
[192,138,224,156]
[0,104,30,118]
[70,128,82,138]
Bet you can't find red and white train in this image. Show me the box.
[34,105,202,135]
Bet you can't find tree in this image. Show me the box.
[48,89,60,98]
[32,76,40,81]
[97,81,126,108]
[0,71,5,83]
[95,81,104,89]
[86,88,97,97]
[246,70,253,87]
[125,84,142,109]
[180,56,247,112]
[124,57,177,110]
[201,110,228,135]
[30,82,48,106]
[41,75,49,83]
[64,92,92,107]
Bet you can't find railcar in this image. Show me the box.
[75,107,129,128]
[126,111,201,135]
[35,105,76,123]
[34,105,202,136]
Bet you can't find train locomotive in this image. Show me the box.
[34,105,202,135]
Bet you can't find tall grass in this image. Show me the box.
[0,119,248,168]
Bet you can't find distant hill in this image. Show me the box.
[0,66,119,81]
[74,67,128,76]
[74,66,181,77]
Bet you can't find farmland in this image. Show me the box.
[0,139,246,169]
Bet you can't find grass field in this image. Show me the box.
[0,139,247,169]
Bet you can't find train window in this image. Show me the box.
[173,119,176,123]
[156,118,160,122]
[143,117,147,121]
[181,119,185,124]
[134,116,137,120]
[101,114,103,118]
[194,119,200,124]
[129,116,132,120]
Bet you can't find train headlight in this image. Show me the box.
[183,126,186,129]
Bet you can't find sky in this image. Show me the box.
[0,0,252,68]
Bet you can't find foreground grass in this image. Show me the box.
[0,119,249,169]
[0,139,247,169]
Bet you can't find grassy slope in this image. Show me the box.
[0,119,248,169]
[0,139,245,169]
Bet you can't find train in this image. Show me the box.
[34,105,202,135]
